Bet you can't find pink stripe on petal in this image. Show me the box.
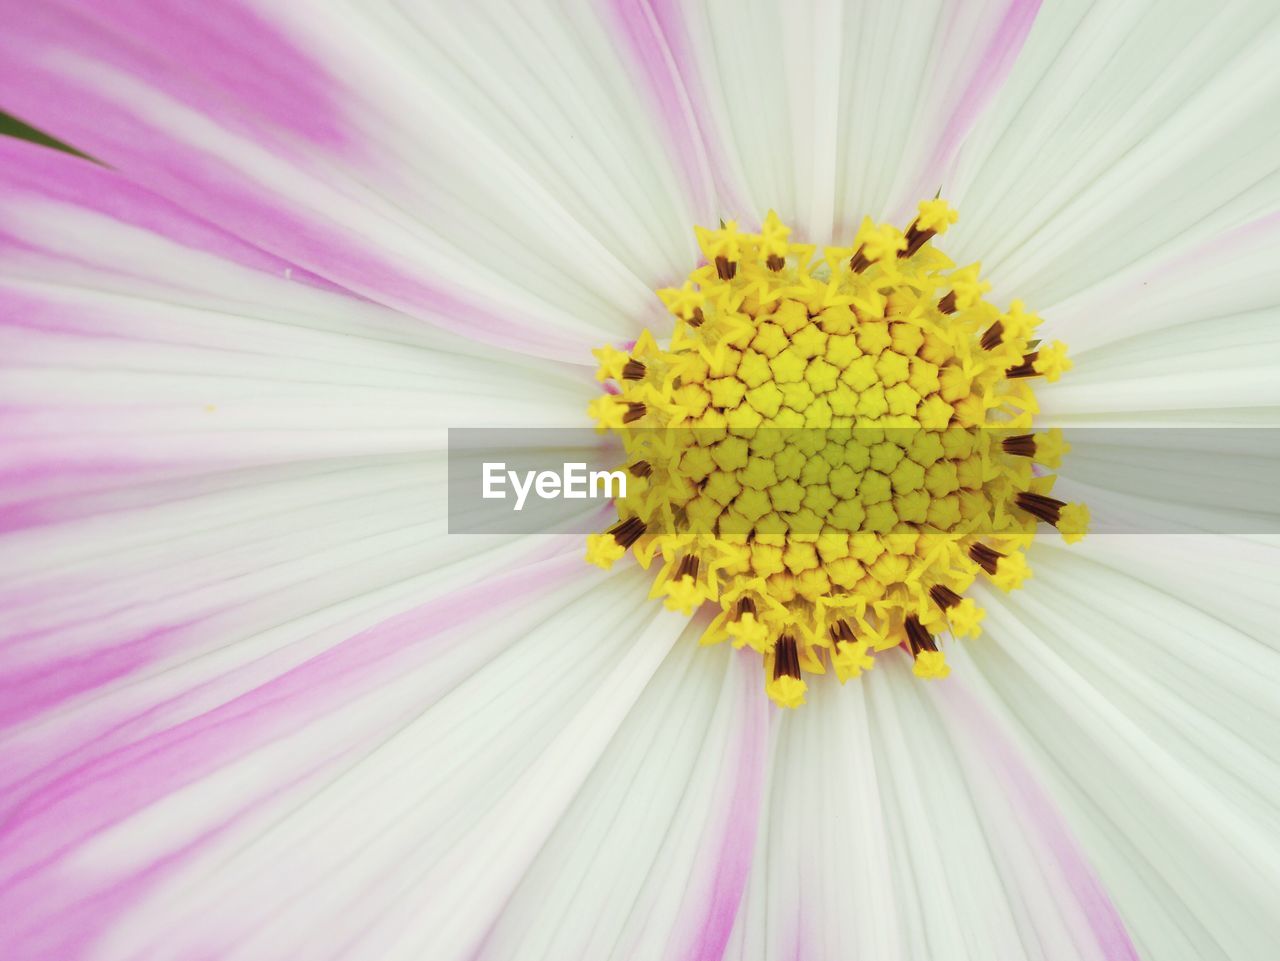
[673,647,769,961]
[0,733,377,961]
[0,535,585,805]
[911,0,1042,201]
[3,825,221,961]
[0,138,345,294]
[610,0,749,220]
[0,0,351,151]
[0,550,582,885]
[0,22,579,358]
[1129,208,1280,286]
[0,625,175,731]
[936,678,1141,961]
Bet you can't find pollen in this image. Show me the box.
[587,202,1088,707]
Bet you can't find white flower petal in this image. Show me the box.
[965,539,1280,961]
[659,0,1040,238]
[1,140,587,510]
[1046,428,1280,537]
[0,2,698,353]
[0,142,619,960]
[1037,209,1280,360]
[2,564,681,961]
[726,658,1137,961]
[726,672,902,960]
[948,1,1280,315]
[477,639,768,961]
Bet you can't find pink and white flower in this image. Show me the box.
[2,2,1279,959]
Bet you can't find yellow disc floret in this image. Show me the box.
[587,200,1087,707]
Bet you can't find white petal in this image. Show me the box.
[0,2,698,353]
[727,657,1137,961]
[948,1,1280,316]
[965,539,1280,961]
[477,639,768,961]
[2,564,684,961]
[1035,214,1280,423]
[661,0,1040,238]
[726,671,902,960]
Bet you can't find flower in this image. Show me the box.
[2,3,1279,961]
[587,205,1088,704]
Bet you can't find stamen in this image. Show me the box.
[773,635,802,680]
[675,554,700,581]
[938,291,958,314]
[968,542,1003,575]
[929,584,962,609]
[629,460,653,478]
[689,307,705,328]
[1002,434,1037,458]
[906,615,950,679]
[621,359,647,381]
[736,596,757,618]
[904,615,937,654]
[980,321,1005,350]
[900,222,936,257]
[609,516,646,549]
[1006,352,1039,379]
[715,255,737,281]
[766,254,785,272]
[1015,491,1065,525]
[829,618,857,645]
[622,402,647,424]
[849,248,871,273]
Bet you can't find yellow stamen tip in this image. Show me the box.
[1059,503,1091,544]
[586,533,626,570]
[1035,427,1070,468]
[913,650,951,680]
[766,673,808,709]
[916,198,959,235]
[833,640,876,681]
[991,552,1032,592]
[1034,341,1072,382]
[948,598,985,639]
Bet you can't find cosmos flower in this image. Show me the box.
[1,2,1279,960]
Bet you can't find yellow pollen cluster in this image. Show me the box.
[587,200,1088,708]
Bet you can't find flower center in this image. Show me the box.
[586,201,1088,708]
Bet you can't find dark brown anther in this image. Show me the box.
[675,554,700,581]
[904,615,937,655]
[828,619,857,646]
[849,248,871,274]
[715,256,737,280]
[1001,434,1037,458]
[622,402,647,424]
[929,585,962,610]
[900,223,937,258]
[736,596,756,618]
[968,542,1003,575]
[1015,491,1066,525]
[689,307,705,328]
[1005,352,1040,379]
[938,291,958,315]
[621,359,647,381]
[766,254,785,272]
[609,516,647,549]
[629,460,653,478]
[773,634,802,680]
[980,321,1005,351]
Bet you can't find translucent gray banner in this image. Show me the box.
[447,428,1280,535]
